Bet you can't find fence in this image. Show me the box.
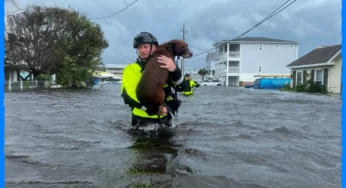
[4,80,54,92]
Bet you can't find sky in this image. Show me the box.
[14,0,341,70]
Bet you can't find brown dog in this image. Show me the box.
[136,39,193,117]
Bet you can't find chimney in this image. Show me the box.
[315,45,332,49]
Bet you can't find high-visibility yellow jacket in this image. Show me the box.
[121,61,187,119]
[182,78,200,96]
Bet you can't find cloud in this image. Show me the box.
[16,0,341,69]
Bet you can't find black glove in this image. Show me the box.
[165,99,182,115]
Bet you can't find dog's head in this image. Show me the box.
[166,40,193,58]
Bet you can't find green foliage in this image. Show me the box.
[6,5,109,87]
[280,79,328,94]
[197,68,209,80]
[23,81,30,89]
[55,57,93,87]
[35,74,51,81]
[280,84,291,91]
[125,182,152,188]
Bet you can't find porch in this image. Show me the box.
[215,61,240,77]
[217,43,241,62]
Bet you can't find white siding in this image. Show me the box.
[328,56,342,93]
[240,43,297,74]
[239,43,297,83]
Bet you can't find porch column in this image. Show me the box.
[226,43,229,86]
[239,44,242,73]
[210,60,213,79]
[14,71,18,82]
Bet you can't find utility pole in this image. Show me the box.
[180,23,187,75]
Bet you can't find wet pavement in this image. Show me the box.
[4,85,341,188]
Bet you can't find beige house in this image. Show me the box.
[286,44,341,93]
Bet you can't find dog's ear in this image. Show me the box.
[173,41,187,56]
[167,42,176,52]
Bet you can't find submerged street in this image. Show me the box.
[4,85,341,188]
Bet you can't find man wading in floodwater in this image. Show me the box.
[120,32,188,130]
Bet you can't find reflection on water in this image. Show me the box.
[124,129,178,187]
[127,131,178,174]
[4,86,341,188]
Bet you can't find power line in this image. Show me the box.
[109,47,135,62]
[185,0,213,26]
[189,0,297,58]
[186,0,235,42]
[219,0,236,16]
[233,0,295,40]
[90,0,139,20]
[186,49,218,63]
[186,55,208,63]
[187,0,219,30]
[184,0,207,25]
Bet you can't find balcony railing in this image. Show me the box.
[229,51,240,57]
[218,51,240,62]
[215,67,240,73]
[228,67,240,73]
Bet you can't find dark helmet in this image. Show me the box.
[185,73,191,77]
[133,32,159,49]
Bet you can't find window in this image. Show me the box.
[259,44,263,51]
[258,65,262,73]
[296,71,303,85]
[315,69,323,86]
[275,44,280,49]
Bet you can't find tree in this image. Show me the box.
[95,64,106,72]
[5,5,109,86]
[197,68,209,80]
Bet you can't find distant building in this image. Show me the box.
[205,52,217,79]
[183,67,197,75]
[104,64,127,78]
[212,37,299,86]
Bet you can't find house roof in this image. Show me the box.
[105,64,128,69]
[213,37,298,46]
[286,44,341,67]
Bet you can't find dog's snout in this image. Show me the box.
[188,50,193,56]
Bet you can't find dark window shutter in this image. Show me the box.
[323,68,328,88]
[292,70,296,87]
[311,69,315,83]
[303,70,307,84]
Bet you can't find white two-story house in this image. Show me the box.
[213,37,299,86]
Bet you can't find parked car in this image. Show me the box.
[199,80,222,86]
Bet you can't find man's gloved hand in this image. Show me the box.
[165,99,182,115]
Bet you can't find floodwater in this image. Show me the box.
[4,85,341,188]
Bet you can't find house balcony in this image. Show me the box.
[228,67,239,73]
[218,51,240,62]
[214,66,240,78]
[229,51,240,58]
